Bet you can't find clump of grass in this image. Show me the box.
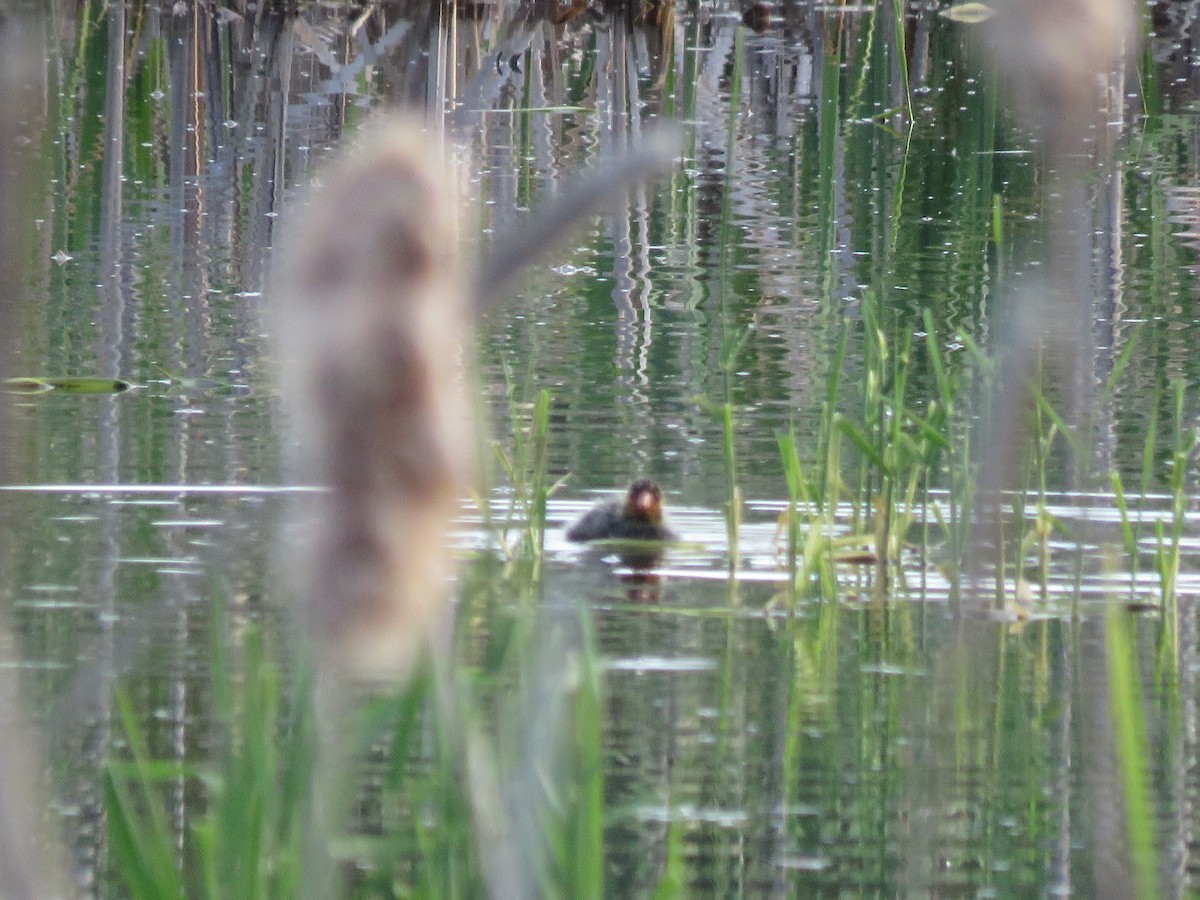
[1108,354,1193,647]
[1109,338,1154,608]
[920,309,976,606]
[776,426,805,579]
[488,361,568,567]
[105,558,610,899]
[775,424,839,604]
[104,690,190,899]
[695,323,754,574]
[104,594,314,899]
[352,579,610,899]
[846,299,942,588]
[929,323,999,607]
[1015,398,1059,606]
[777,301,1051,612]
[817,297,952,598]
[816,327,849,515]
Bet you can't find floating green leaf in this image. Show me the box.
[4,376,132,394]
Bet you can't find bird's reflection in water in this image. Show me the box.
[617,570,664,605]
[571,541,669,604]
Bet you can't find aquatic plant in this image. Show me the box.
[488,363,568,567]
[1104,605,1160,900]
[775,424,839,603]
[105,595,314,900]
[771,299,954,606]
[106,561,611,899]
[1155,382,1194,618]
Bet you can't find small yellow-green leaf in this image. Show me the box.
[939,2,996,24]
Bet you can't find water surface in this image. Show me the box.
[4,1,1200,896]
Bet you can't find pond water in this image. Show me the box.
[4,1,1200,896]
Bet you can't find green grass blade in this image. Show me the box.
[836,414,893,477]
[1105,608,1161,899]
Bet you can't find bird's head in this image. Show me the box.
[623,479,664,524]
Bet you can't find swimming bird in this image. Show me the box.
[566,479,676,543]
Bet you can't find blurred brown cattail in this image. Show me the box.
[273,119,471,678]
[981,0,1134,156]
